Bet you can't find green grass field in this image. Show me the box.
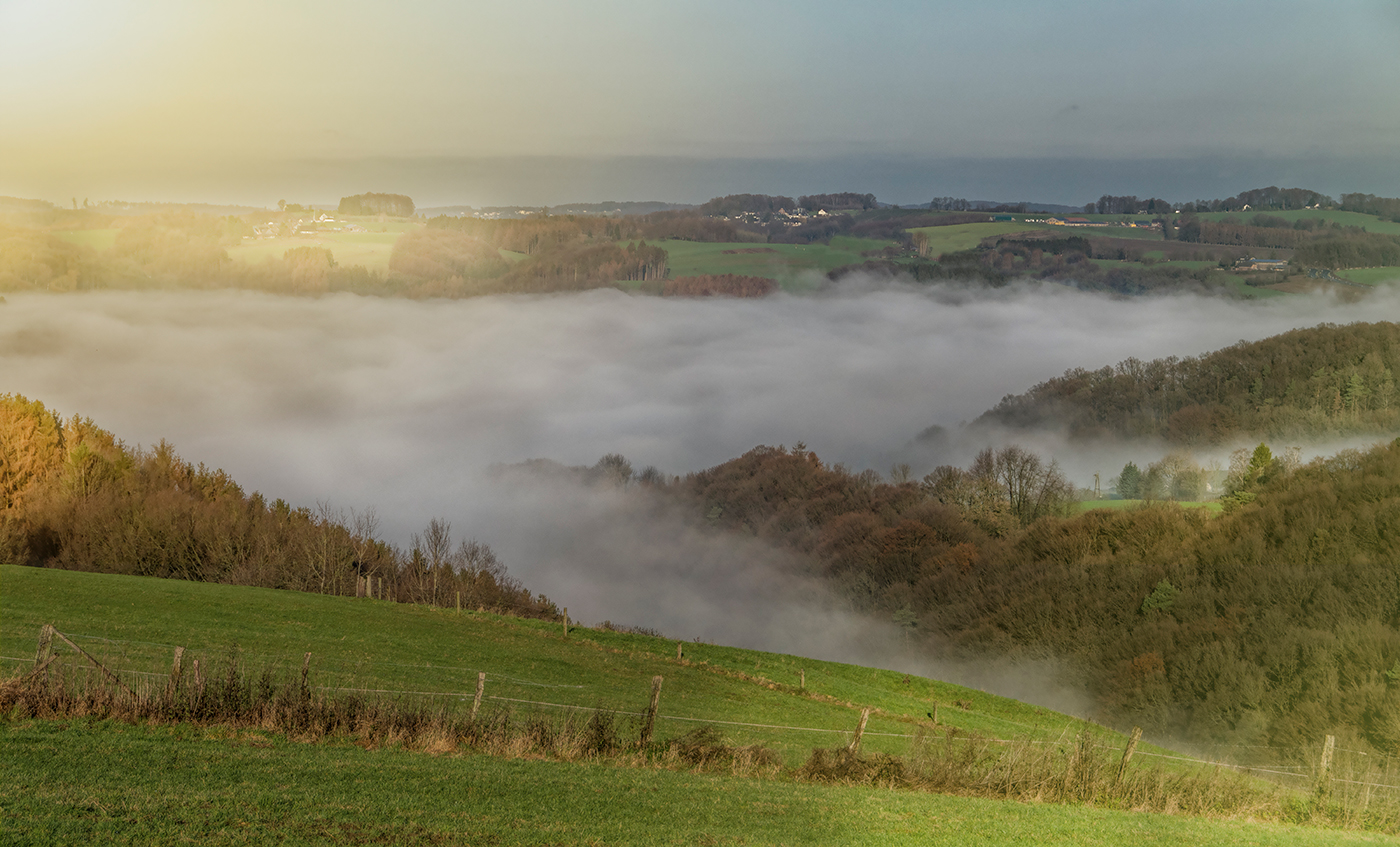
[5,565,1391,845]
[1077,500,1225,514]
[1196,210,1400,235]
[6,719,1389,847]
[1217,273,1291,299]
[226,229,406,272]
[659,237,896,284]
[53,228,119,251]
[1192,210,1400,236]
[0,566,1097,765]
[1339,267,1400,286]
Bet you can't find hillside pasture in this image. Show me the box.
[1338,267,1400,286]
[0,566,1100,766]
[6,565,1397,844]
[658,236,895,285]
[1197,209,1400,235]
[52,228,119,252]
[5,719,1387,847]
[226,229,404,272]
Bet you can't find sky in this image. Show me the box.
[2,0,1398,206]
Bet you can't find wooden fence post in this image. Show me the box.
[471,672,485,720]
[36,624,55,666]
[1317,734,1336,797]
[676,643,683,660]
[847,707,871,755]
[456,591,461,613]
[300,652,312,700]
[192,658,203,697]
[639,676,663,747]
[1115,726,1142,785]
[50,628,137,700]
[800,669,805,690]
[562,608,569,638]
[166,646,185,701]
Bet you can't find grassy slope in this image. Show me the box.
[225,230,405,272]
[0,565,1094,764]
[6,720,1389,847]
[53,229,119,251]
[1196,210,1400,235]
[1339,267,1400,286]
[659,237,895,285]
[4,566,1388,846]
[1077,500,1224,514]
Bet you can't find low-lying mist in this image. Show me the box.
[6,281,1400,709]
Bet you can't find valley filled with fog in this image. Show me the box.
[5,282,1398,698]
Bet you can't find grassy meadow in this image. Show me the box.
[1076,500,1225,514]
[658,237,896,284]
[0,565,1096,764]
[6,565,1399,844]
[53,228,119,252]
[1339,267,1400,286]
[1196,209,1400,235]
[225,225,414,273]
[7,719,1391,847]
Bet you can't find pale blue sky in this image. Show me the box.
[2,0,1397,204]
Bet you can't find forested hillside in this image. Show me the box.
[623,437,1400,754]
[977,321,1400,443]
[0,394,554,618]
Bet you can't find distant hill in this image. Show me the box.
[974,321,1400,443]
[418,201,696,218]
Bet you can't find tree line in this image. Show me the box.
[976,321,1400,443]
[0,394,555,618]
[337,193,416,217]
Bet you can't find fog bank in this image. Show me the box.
[5,282,1400,698]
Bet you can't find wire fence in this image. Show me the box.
[11,626,1400,798]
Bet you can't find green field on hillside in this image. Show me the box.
[4,719,1386,847]
[1339,267,1400,286]
[53,228,119,251]
[0,566,1098,765]
[908,222,1055,256]
[1077,499,1225,514]
[226,228,409,272]
[1196,210,1400,235]
[4,565,1387,845]
[658,237,895,283]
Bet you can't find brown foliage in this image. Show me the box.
[661,274,777,298]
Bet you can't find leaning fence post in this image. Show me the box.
[1317,734,1336,797]
[639,676,663,747]
[166,646,185,701]
[1116,726,1143,785]
[35,624,55,667]
[847,707,872,755]
[300,651,312,700]
[50,628,137,700]
[471,672,485,720]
